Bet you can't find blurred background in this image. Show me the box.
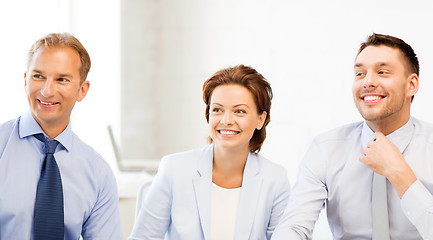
[2,0,433,239]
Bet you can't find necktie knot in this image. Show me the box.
[34,133,59,154]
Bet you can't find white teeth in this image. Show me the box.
[220,130,238,135]
[40,100,56,105]
[364,95,382,101]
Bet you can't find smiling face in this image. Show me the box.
[353,45,418,133]
[208,84,266,154]
[25,46,89,138]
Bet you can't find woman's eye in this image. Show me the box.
[236,109,246,114]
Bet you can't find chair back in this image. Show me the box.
[135,181,152,217]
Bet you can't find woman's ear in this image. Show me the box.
[256,111,267,130]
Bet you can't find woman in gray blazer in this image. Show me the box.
[129,65,290,240]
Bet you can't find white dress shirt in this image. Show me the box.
[272,117,433,240]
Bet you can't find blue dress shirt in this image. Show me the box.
[272,117,433,240]
[0,112,122,239]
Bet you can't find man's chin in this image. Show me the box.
[359,111,389,122]
[33,113,62,126]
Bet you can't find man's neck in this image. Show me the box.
[35,120,68,139]
[366,114,410,136]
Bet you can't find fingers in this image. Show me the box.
[359,152,373,166]
[359,155,365,163]
[366,131,386,148]
[374,131,385,140]
[360,146,372,164]
[361,146,368,155]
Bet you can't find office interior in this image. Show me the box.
[2,0,433,239]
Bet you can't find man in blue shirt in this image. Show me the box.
[0,33,122,239]
[272,33,433,239]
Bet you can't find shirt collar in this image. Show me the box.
[361,117,414,153]
[361,121,376,148]
[19,111,73,152]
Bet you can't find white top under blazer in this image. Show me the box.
[210,182,241,240]
[128,143,291,240]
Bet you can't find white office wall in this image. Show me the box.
[0,1,70,122]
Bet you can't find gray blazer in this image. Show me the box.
[129,144,290,240]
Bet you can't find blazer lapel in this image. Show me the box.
[235,152,263,239]
[192,144,213,239]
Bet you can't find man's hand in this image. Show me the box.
[360,131,417,198]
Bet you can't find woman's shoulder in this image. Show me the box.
[158,144,211,172]
[254,153,288,179]
[162,145,208,162]
[251,153,290,194]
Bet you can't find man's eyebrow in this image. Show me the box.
[58,73,73,78]
[354,62,390,68]
[30,69,74,77]
[376,62,389,67]
[31,69,43,73]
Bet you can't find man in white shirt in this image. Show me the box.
[272,33,433,239]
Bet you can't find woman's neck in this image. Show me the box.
[212,144,249,189]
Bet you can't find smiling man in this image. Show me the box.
[272,33,433,239]
[0,33,122,239]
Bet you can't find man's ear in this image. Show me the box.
[407,73,419,98]
[24,72,28,87]
[77,81,90,102]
